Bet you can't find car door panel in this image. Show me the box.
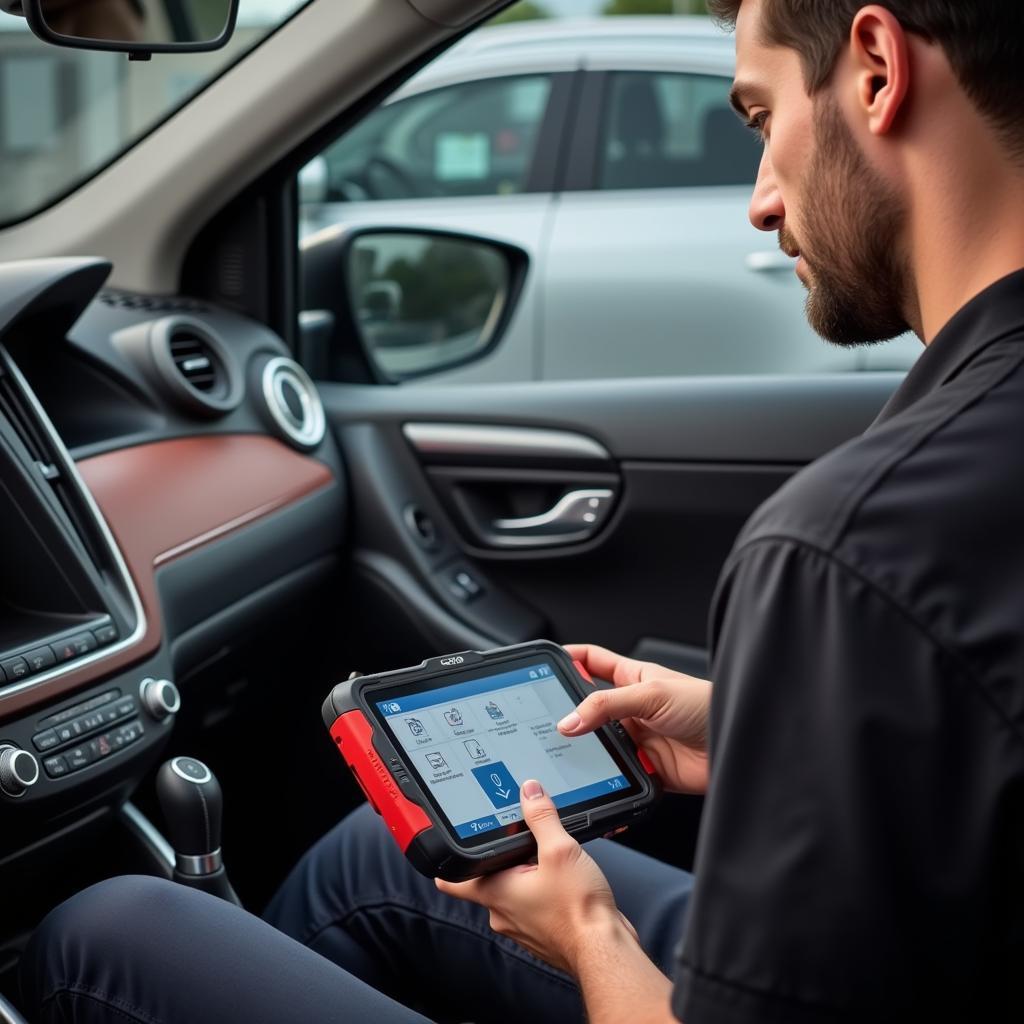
[323,373,901,673]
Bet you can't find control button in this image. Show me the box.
[55,724,75,744]
[69,632,98,656]
[452,569,483,598]
[43,755,69,779]
[70,718,86,737]
[111,719,144,749]
[89,734,113,760]
[32,729,59,752]
[0,745,40,797]
[446,580,470,602]
[140,678,180,721]
[51,641,79,664]
[115,697,136,718]
[24,646,56,673]
[66,745,92,770]
[79,711,106,733]
[93,624,118,645]
[102,705,120,724]
[0,657,29,681]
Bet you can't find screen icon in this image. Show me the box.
[443,708,464,727]
[463,738,487,760]
[425,752,448,771]
[472,761,518,809]
[405,718,425,737]
[484,701,504,721]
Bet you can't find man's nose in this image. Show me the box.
[748,152,784,232]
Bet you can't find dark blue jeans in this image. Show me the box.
[20,804,694,1024]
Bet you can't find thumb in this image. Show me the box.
[557,681,666,736]
[519,779,573,858]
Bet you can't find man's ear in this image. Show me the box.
[848,5,911,136]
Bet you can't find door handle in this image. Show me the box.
[745,250,797,272]
[490,488,614,546]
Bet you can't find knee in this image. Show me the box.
[21,876,201,1013]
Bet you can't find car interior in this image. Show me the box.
[0,0,910,1018]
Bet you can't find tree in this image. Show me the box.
[601,0,709,14]
[490,1,552,24]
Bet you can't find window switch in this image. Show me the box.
[451,568,483,600]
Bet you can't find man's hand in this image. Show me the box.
[436,779,632,974]
[563,644,711,794]
[437,779,675,1024]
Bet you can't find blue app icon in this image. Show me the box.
[471,761,519,809]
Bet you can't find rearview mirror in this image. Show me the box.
[20,0,238,57]
[344,230,524,382]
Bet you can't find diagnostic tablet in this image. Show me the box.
[322,641,661,880]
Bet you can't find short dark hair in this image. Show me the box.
[708,0,1024,161]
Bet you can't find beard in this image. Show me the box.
[785,98,911,347]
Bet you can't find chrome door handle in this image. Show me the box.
[745,250,797,272]
[490,488,615,546]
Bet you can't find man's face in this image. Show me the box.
[733,0,911,346]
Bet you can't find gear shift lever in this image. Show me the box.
[156,756,240,905]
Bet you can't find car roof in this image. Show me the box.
[390,16,736,99]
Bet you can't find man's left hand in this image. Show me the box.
[436,779,637,974]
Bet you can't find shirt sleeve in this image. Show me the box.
[672,537,1018,1023]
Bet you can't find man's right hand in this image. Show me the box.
[561,644,711,795]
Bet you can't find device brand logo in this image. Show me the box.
[440,656,465,666]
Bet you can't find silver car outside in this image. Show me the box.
[299,17,921,385]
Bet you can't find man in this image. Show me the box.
[21,1,1024,1021]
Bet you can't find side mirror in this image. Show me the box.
[16,0,239,58]
[343,230,526,382]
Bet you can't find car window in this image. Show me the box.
[599,71,760,190]
[0,0,307,228]
[318,75,553,202]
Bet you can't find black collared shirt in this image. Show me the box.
[674,269,1024,1023]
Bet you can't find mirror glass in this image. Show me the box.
[347,233,511,381]
[34,0,233,47]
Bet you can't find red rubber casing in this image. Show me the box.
[330,709,431,852]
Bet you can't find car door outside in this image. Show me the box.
[542,66,860,379]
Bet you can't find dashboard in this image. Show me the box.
[0,258,346,863]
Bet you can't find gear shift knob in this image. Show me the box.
[156,756,239,905]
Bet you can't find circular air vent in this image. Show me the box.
[259,356,325,451]
[149,317,243,416]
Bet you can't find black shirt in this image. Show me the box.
[673,269,1024,1023]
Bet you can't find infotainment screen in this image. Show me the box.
[372,658,640,846]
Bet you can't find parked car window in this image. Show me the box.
[599,72,761,190]
[319,75,553,202]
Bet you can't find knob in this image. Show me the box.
[0,744,40,798]
[140,677,181,720]
[156,756,240,906]
[156,756,223,862]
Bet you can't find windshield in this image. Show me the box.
[0,0,306,227]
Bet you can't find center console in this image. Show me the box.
[0,260,178,860]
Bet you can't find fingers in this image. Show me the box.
[557,680,668,736]
[564,644,648,687]
[520,779,578,864]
